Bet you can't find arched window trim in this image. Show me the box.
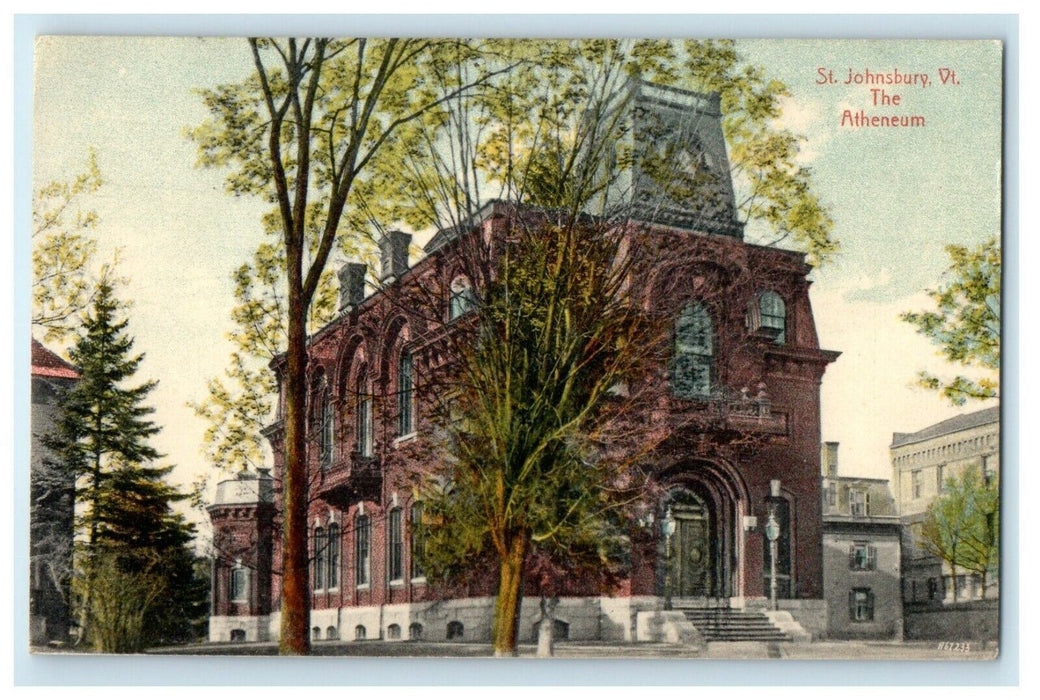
[318,381,333,469]
[388,507,404,583]
[448,275,476,321]
[410,501,426,581]
[355,364,373,458]
[326,523,340,591]
[671,301,714,399]
[230,561,249,603]
[397,349,415,438]
[757,290,787,344]
[355,513,371,588]
[313,526,327,592]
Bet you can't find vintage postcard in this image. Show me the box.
[29,36,1003,662]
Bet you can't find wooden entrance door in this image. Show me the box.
[673,503,713,597]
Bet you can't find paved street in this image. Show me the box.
[148,639,997,660]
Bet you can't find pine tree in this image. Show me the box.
[43,281,205,650]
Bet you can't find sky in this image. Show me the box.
[29,36,1003,530]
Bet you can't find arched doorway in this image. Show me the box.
[656,462,748,601]
[663,489,715,597]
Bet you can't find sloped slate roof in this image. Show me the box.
[891,405,999,448]
[31,339,79,379]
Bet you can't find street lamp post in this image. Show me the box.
[765,505,780,612]
[662,507,676,611]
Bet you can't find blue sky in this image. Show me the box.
[29,36,1002,519]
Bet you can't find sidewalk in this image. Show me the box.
[149,638,997,659]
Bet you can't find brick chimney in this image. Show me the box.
[338,262,367,313]
[822,441,839,478]
[380,231,412,283]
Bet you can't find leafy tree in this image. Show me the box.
[902,236,1000,405]
[190,37,507,654]
[32,149,124,346]
[417,217,658,655]
[191,38,836,655]
[919,464,999,601]
[43,280,204,650]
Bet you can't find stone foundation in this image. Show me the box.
[209,614,273,643]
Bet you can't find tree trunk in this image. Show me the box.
[536,595,557,658]
[279,305,311,655]
[492,533,527,656]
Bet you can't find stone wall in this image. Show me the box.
[904,599,999,641]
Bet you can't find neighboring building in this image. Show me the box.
[820,442,902,640]
[890,406,1000,606]
[29,339,79,645]
[208,80,840,644]
[208,469,276,643]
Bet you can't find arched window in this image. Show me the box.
[326,523,340,590]
[230,563,249,603]
[409,622,424,640]
[447,621,464,640]
[355,624,367,641]
[448,276,476,320]
[671,302,713,398]
[410,501,425,580]
[398,351,414,436]
[388,508,403,582]
[326,626,339,640]
[355,365,373,457]
[318,383,333,469]
[313,527,326,591]
[355,513,371,587]
[387,623,402,640]
[758,291,786,344]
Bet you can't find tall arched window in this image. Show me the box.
[410,501,425,580]
[326,523,340,590]
[355,365,372,457]
[388,508,403,582]
[318,383,333,469]
[671,302,713,398]
[758,291,786,344]
[398,351,414,436]
[448,276,476,320]
[313,527,326,591]
[355,513,371,587]
[231,562,249,603]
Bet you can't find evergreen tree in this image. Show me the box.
[43,281,205,650]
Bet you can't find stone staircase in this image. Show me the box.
[677,605,791,642]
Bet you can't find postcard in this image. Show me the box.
[29,36,1003,662]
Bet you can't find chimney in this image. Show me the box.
[822,441,839,478]
[338,262,367,313]
[380,231,412,283]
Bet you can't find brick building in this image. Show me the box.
[208,81,840,644]
[30,339,80,645]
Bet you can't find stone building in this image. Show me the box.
[820,442,902,640]
[208,80,840,644]
[890,406,1000,605]
[30,339,79,645]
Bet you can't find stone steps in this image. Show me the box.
[678,608,791,642]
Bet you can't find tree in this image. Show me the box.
[415,214,660,655]
[43,280,205,650]
[192,38,836,655]
[190,37,507,655]
[32,149,123,347]
[918,464,999,600]
[398,40,836,655]
[902,236,1000,405]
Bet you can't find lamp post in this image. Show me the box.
[765,505,779,612]
[662,507,676,611]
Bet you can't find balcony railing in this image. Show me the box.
[658,384,788,436]
[316,451,382,506]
